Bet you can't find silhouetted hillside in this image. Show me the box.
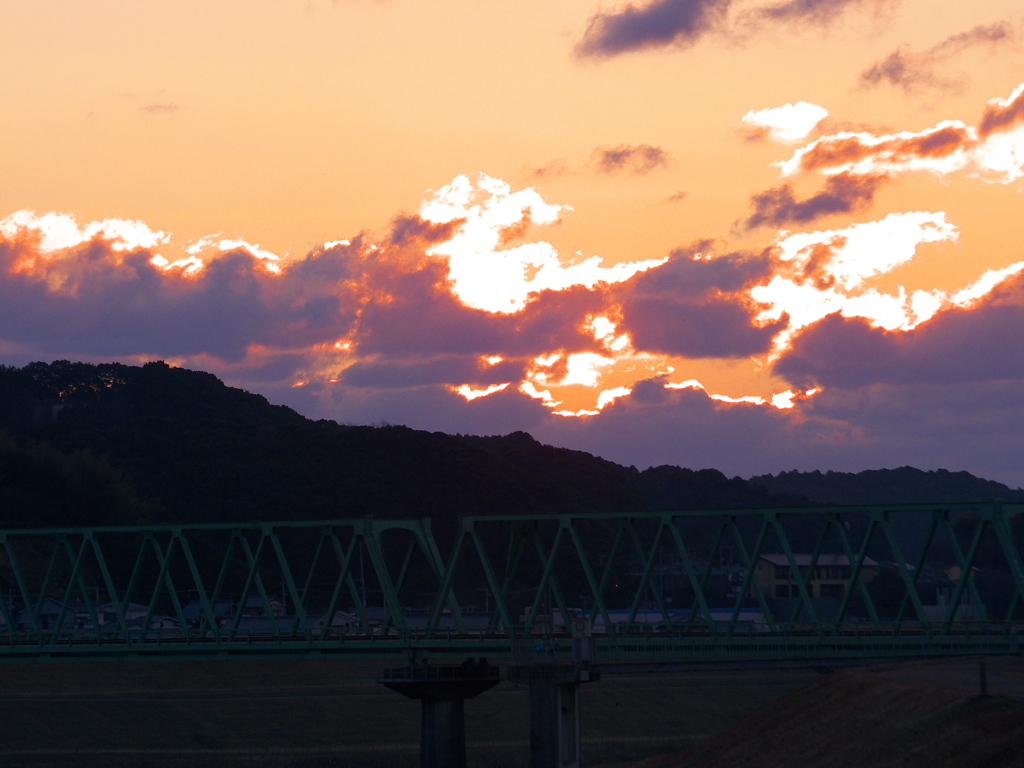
[751,467,1024,506]
[1,360,1018,533]
[0,360,799,530]
[0,431,154,529]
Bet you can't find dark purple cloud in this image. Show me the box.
[590,144,670,175]
[0,213,465,367]
[621,297,786,357]
[341,355,527,389]
[980,80,1024,138]
[575,0,731,58]
[623,241,774,296]
[352,272,607,358]
[753,0,880,25]
[613,245,787,358]
[528,376,1024,487]
[773,272,1024,389]
[0,239,356,362]
[740,173,887,230]
[859,22,1014,93]
[530,145,669,178]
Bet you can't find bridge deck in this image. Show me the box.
[0,503,1020,664]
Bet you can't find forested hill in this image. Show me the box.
[0,360,1020,532]
[750,468,1024,506]
[0,360,797,529]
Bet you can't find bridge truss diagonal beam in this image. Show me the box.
[0,502,1018,664]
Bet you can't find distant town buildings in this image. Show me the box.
[754,554,879,599]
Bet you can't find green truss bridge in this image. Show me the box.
[3,502,1023,767]
[1,502,1021,666]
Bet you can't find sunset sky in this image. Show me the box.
[3,0,1024,485]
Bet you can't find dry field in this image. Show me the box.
[0,658,819,767]
[624,659,1024,768]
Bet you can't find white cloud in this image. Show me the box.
[419,174,667,313]
[742,101,829,144]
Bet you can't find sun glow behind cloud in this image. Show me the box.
[5,82,1024,433]
[419,174,668,314]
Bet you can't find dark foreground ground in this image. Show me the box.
[624,657,1024,768]
[0,658,818,768]
[1,656,1021,767]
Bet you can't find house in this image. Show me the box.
[126,615,184,638]
[313,610,361,635]
[754,554,878,599]
[182,600,237,627]
[232,615,285,634]
[95,602,150,626]
[17,598,81,631]
[241,595,285,617]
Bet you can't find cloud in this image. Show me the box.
[750,0,885,25]
[140,103,182,114]
[859,22,1015,93]
[420,174,666,313]
[740,172,886,229]
[774,268,1024,389]
[750,212,960,358]
[620,295,786,358]
[575,0,731,58]
[664,191,688,203]
[574,0,896,59]
[341,355,527,389]
[530,160,571,179]
[530,375,1024,486]
[531,145,670,179]
[0,176,668,416]
[979,81,1024,137]
[7,139,1024,487]
[0,214,358,363]
[615,245,786,358]
[779,121,976,177]
[741,102,829,144]
[589,144,670,175]
[778,82,1024,184]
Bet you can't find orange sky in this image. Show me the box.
[3,0,1024,483]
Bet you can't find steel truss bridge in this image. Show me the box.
[0,501,1021,665]
[3,502,1023,767]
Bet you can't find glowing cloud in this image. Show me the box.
[950,261,1024,307]
[772,211,957,291]
[741,101,829,144]
[664,378,817,410]
[596,386,632,409]
[452,383,510,401]
[184,235,283,273]
[752,212,959,356]
[419,174,667,313]
[778,81,1024,184]
[0,211,169,254]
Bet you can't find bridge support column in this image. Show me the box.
[511,665,597,768]
[381,660,500,768]
[420,696,466,768]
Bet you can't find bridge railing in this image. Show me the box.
[0,503,1021,661]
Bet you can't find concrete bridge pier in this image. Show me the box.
[511,665,598,768]
[381,660,500,768]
